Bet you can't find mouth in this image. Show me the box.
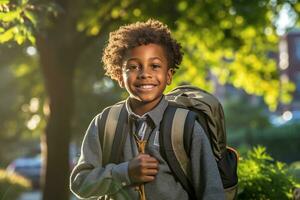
[136,84,157,90]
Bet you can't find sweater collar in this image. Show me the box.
[125,96,168,127]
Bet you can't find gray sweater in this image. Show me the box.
[70,97,225,200]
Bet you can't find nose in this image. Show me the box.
[138,66,152,79]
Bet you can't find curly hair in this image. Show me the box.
[102,19,183,81]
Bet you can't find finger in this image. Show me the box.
[144,169,158,176]
[138,156,158,165]
[138,153,150,158]
[137,154,151,161]
[141,175,156,182]
[142,162,159,169]
[144,156,158,163]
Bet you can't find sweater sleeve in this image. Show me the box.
[190,121,225,200]
[69,113,132,199]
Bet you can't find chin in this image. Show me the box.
[141,96,162,103]
[131,95,158,103]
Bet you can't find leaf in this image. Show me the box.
[24,10,37,26]
[21,0,29,5]
[177,1,188,11]
[27,33,35,44]
[14,64,31,77]
[0,27,14,43]
[0,0,9,6]
[15,34,25,44]
[0,9,21,22]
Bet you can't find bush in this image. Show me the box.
[229,123,300,163]
[289,161,300,184]
[238,146,300,200]
[0,169,32,200]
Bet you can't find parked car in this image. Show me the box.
[6,154,41,189]
[6,142,79,189]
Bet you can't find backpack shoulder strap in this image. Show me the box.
[98,102,128,165]
[160,105,197,199]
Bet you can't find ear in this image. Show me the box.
[166,68,173,85]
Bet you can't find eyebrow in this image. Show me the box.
[127,57,163,62]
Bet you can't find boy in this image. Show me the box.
[70,19,225,200]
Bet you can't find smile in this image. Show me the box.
[136,84,157,90]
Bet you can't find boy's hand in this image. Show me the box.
[128,154,159,184]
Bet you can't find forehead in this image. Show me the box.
[125,43,167,61]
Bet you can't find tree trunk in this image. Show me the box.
[37,33,76,200]
[35,1,106,198]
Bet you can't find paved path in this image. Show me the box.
[18,190,41,200]
[18,191,78,200]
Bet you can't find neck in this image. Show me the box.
[129,96,162,116]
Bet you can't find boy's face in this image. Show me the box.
[119,43,173,107]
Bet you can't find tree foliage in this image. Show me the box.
[169,0,299,110]
[1,0,299,109]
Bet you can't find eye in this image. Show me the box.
[151,63,161,69]
[125,64,139,71]
[129,65,137,70]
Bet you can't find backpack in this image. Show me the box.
[97,85,238,200]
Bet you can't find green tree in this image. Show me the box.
[0,43,44,166]
[1,0,300,200]
[170,1,298,110]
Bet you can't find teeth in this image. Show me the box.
[139,85,154,89]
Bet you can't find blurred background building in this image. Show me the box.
[278,30,300,111]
